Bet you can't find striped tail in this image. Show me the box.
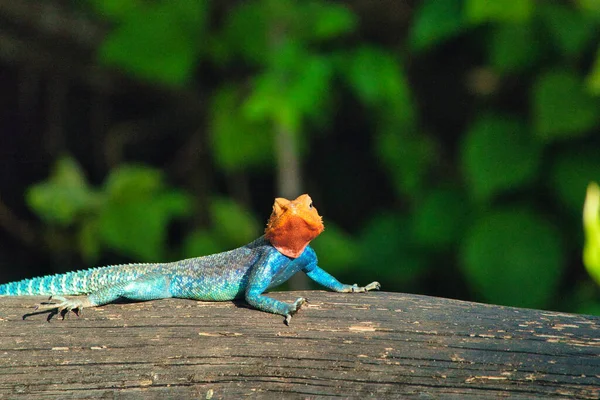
[0,265,140,296]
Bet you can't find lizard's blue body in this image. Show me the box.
[0,236,379,323]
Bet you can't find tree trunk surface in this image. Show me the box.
[0,292,598,399]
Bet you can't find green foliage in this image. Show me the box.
[182,230,223,261]
[97,0,207,86]
[210,197,260,246]
[305,1,357,39]
[310,224,360,275]
[551,149,600,213]
[412,188,469,249]
[89,0,143,21]
[460,209,564,308]
[217,0,356,67]
[218,0,359,137]
[243,48,334,133]
[490,23,539,73]
[340,47,412,116]
[358,213,430,287]
[461,114,541,203]
[376,130,435,198]
[27,157,99,226]
[98,166,192,261]
[538,3,597,58]
[336,46,423,197]
[181,198,260,259]
[577,0,600,18]
[583,183,600,287]
[587,48,600,95]
[214,2,268,65]
[409,0,465,51]
[465,0,533,24]
[27,157,192,262]
[533,70,600,141]
[209,86,273,171]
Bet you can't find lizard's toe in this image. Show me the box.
[284,297,307,326]
[33,296,88,316]
[350,281,381,293]
[365,281,381,291]
[292,297,307,312]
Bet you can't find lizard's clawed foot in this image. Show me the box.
[284,297,307,326]
[350,281,381,293]
[26,296,90,321]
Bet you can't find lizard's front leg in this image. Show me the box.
[244,252,306,325]
[305,265,380,293]
[245,286,306,326]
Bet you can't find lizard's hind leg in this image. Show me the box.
[28,273,173,319]
[31,295,94,319]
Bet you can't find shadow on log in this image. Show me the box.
[0,291,599,399]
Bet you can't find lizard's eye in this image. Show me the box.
[309,202,313,209]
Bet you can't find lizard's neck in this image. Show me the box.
[265,216,323,258]
[264,194,324,258]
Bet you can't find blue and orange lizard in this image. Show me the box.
[0,194,380,324]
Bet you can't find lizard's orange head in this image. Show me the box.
[264,194,325,258]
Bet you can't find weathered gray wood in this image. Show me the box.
[0,292,598,399]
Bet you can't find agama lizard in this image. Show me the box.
[0,194,380,324]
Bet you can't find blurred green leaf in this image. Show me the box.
[304,1,357,39]
[218,1,355,66]
[288,55,333,121]
[89,0,143,21]
[27,158,195,263]
[575,0,600,21]
[490,23,539,73]
[244,43,333,132]
[209,86,274,171]
[413,188,469,248]
[376,130,435,198]
[583,182,600,286]
[551,148,600,213]
[409,0,465,51]
[104,165,163,200]
[310,223,359,274]
[78,219,101,263]
[341,47,413,119]
[340,47,422,197]
[538,3,597,58]
[461,114,541,203]
[568,282,600,315]
[99,0,207,86]
[27,156,98,226]
[267,48,333,125]
[99,166,191,261]
[465,0,533,24]
[533,70,600,141]
[579,303,600,316]
[182,229,226,259]
[99,191,191,261]
[587,47,600,94]
[243,72,284,124]
[219,2,268,65]
[210,197,260,247]
[359,213,429,286]
[460,209,564,308]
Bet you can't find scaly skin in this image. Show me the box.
[0,194,380,324]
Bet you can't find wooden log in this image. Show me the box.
[0,291,598,399]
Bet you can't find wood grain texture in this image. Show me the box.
[0,291,598,399]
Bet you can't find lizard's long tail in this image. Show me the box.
[0,265,141,296]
